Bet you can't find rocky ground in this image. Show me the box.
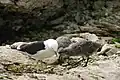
[0,33,120,80]
[0,0,120,80]
[0,0,120,45]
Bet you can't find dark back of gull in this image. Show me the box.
[18,41,45,54]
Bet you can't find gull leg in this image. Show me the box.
[82,56,89,67]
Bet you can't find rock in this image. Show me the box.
[117,51,120,54]
[75,12,81,24]
[0,46,31,64]
[0,35,120,80]
[67,55,120,80]
[81,19,120,37]
[70,37,87,43]
[97,44,119,56]
[80,26,107,36]
[97,44,113,55]
[115,42,120,48]
[99,37,113,43]
[0,0,64,44]
[61,74,81,80]
[14,74,36,80]
[0,64,5,72]
[42,55,59,64]
[0,0,63,10]
[0,0,12,4]
[95,37,113,45]
[63,23,81,34]
[0,0,120,45]
[54,22,81,34]
[80,33,99,42]
[0,18,4,26]
[7,54,120,80]
[49,16,65,25]
[0,74,11,80]
[106,48,119,56]
[0,0,120,79]
[63,34,80,38]
[56,36,71,49]
[96,22,120,32]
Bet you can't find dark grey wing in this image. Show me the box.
[19,41,45,54]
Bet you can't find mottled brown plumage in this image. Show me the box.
[59,41,101,56]
[58,40,101,66]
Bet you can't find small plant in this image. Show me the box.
[111,38,120,48]
[111,38,120,43]
[114,42,120,48]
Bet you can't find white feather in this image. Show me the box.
[44,39,58,52]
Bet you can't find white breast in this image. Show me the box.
[44,39,58,52]
[32,39,59,60]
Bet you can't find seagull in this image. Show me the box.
[58,40,101,66]
[15,39,59,57]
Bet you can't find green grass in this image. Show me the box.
[111,38,120,48]
[111,38,120,43]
